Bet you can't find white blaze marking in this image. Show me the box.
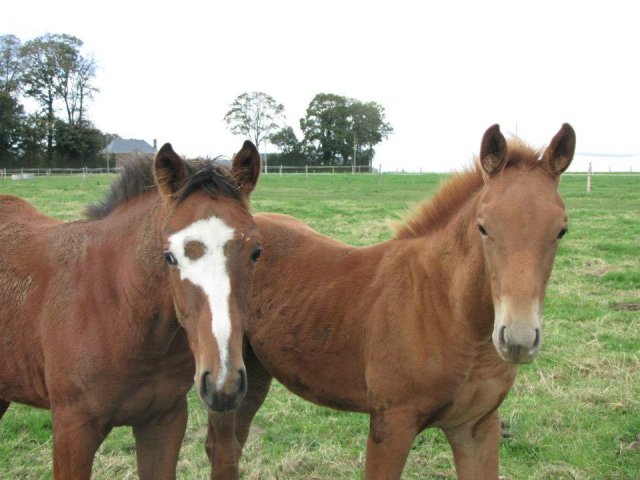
[168,216,235,389]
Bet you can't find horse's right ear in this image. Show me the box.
[479,124,508,176]
[232,140,261,197]
[154,143,186,199]
[542,123,576,176]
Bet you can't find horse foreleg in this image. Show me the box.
[51,409,111,480]
[206,345,273,480]
[363,408,418,480]
[0,400,9,420]
[133,397,188,480]
[442,409,501,480]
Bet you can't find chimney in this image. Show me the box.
[153,139,157,152]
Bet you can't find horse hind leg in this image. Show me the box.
[207,344,273,480]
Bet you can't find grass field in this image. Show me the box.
[0,171,639,479]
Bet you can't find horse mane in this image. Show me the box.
[393,138,542,239]
[85,157,242,220]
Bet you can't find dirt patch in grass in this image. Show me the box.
[579,258,611,276]
[612,302,640,311]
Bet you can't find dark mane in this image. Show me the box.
[393,138,542,239]
[85,157,242,220]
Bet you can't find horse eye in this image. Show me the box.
[558,228,568,240]
[164,251,178,266]
[477,223,488,236]
[250,247,262,262]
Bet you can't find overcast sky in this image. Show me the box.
[3,0,639,172]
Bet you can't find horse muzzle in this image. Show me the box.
[198,367,247,412]
[492,299,542,364]
[494,324,541,363]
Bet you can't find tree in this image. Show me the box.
[224,92,285,148]
[19,114,47,168]
[300,93,349,165]
[53,120,105,167]
[269,126,306,165]
[300,93,392,167]
[20,33,97,165]
[349,101,393,170]
[0,35,22,95]
[0,91,25,167]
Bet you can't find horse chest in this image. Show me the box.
[427,355,517,430]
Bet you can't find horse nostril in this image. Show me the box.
[200,370,211,395]
[533,328,541,348]
[499,325,506,345]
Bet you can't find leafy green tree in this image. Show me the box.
[19,114,47,168]
[53,120,105,167]
[224,92,285,148]
[0,91,25,167]
[269,126,306,165]
[0,35,22,94]
[0,35,25,167]
[300,93,349,165]
[300,94,392,167]
[349,101,393,169]
[20,33,96,165]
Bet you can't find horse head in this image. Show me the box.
[155,141,262,411]
[476,124,575,363]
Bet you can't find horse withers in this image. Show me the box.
[0,141,262,479]
[206,124,576,479]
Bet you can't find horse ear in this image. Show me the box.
[479,124,508,176]
[154,143,186,199]
[232,140,261,196]
[542,123,576,176]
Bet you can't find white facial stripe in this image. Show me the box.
[168,216,235,389]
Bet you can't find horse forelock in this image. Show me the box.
[392,139,542,239]
[85,157,245,220]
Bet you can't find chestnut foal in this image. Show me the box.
[207,124,575,479]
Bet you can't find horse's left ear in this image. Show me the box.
[232,140,261,196]
[154,143,186,199]
[542,123,576,176]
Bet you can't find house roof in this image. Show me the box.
[104,138,156,154]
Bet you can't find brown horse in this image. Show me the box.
[0,141,262,479]
[207,124,576,479]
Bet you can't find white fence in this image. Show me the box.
[1,167,121,178]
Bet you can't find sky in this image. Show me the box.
[3,0,640,172]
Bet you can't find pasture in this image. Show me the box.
[0,171,638,479]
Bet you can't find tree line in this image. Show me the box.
[224,92,392,168]
[1,33,393,170]
[0,33,111,168]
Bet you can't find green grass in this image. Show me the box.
[0,172,639,479]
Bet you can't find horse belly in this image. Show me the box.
[248,308,369,412]
[0,297,50,408]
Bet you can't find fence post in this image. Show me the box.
[280,164,283,176]
[305,164,308,181]
[587,161,592,193]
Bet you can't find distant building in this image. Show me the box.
[103,138,157,168]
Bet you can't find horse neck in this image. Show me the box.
[92,194,177,341]
[425,192,494,337]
